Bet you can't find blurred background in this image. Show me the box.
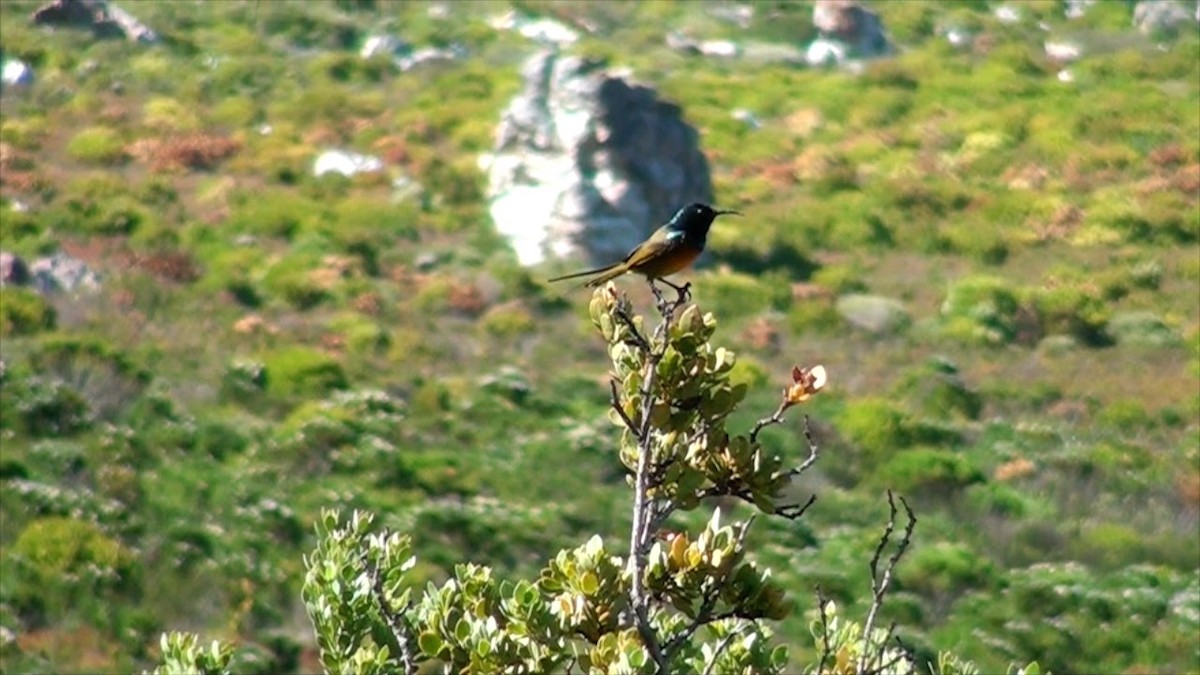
[0,0,1197,672]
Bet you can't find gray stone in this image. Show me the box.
[397,45,465,72]
[29,252,101,293]
[1,251,30,287]
[360,34,409,60]
[1133,0,1198,35]
[482,50,713,266]
[1044,39,1084,62]
[993,5,1022,24]
[836,294,910,334]
[807,1,891,66]
[1065,0,1098,20]
[489,11,580,45]
[31,0,157,43]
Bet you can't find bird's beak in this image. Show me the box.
[715,209,741,217]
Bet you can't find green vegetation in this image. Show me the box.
[0,1,1196,673]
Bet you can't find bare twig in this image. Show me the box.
[777,415,820,480]
[774,493,818,520]
[749,398,790,444]
[609,380,642,440]
[364,549,418,675]
[629,365,669,674]
[614,281,693,675]
[856,492,917,675]
[615,304,652,352]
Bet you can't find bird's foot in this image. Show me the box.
[649,279,691,311]
[662,279,691,303]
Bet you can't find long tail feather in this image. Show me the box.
[582,265,632,287]
[548,262,623,283]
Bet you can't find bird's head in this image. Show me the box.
[670,203,740,237]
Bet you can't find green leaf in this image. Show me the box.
[580,570,599,595]
[417,631,443,656]
[454,618,471,642]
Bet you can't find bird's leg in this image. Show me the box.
[660,278,691,303]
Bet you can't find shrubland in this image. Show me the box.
[0,1,1196,673]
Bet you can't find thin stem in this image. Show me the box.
[749,398,790,444]
[364,550,418,675]
[610,380,641,441]
[700,628,741,675]
[620,279,692,675]
[856,492,916,675]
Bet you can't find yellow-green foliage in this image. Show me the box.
[262,347,348,400]
[0,288,56,337]
[66,126,127,165]
[12,516,130,580]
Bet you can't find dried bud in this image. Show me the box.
[784,364,827,407]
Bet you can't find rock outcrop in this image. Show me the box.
[482,51,713,266]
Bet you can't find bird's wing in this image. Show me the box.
[622,225,683,267]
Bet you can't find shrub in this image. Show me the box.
[66,126,127,165]
[224,191,325,240]
[872,448,985,495]
[1029,284,1111,347]
[939,275,1024,346]
[838,397,912,463]
[261,254,332,310]
[903,541,997,599]
[220,359,268,404]
[28,336,150,422]
[327,313,391,359]
[479,302,534,339]
[0,288,56,337]
[0,374,91,437]
[893,358,982,421]
[8,517,138,626]
[262,347,348,400]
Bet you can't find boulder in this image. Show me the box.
[482,50,713,266]
[1132,0,1198,35]
[31,0,157,43]
[836,294,910,334]
[313,149,384,178]
[29,252,101,293]
[0,251,30,287]
[807,0,891,66]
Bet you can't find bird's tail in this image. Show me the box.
[581,265,631,287]
[547,262,627,286]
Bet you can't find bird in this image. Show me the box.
[548,203,740,288]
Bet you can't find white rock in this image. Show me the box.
[732,108,761,129]
[313,149,384,178]
[806,38,846,67]
[361,34,403,59]
[1044,40,1083,62]
[994,5,1022,24]
[518,18,579,45]
[699,40,740,58]
[1,59,33,86]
